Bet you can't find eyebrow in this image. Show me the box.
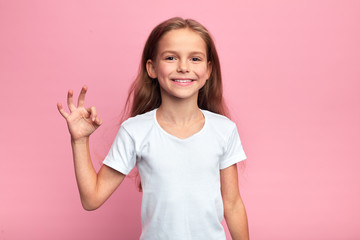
[160,50,206,57]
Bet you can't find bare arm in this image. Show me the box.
[71,138,125,210]
[220,164,249,240]
[58,86,125,210]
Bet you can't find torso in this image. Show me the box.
[104,108,246,240]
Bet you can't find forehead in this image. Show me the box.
[157,28,207,55]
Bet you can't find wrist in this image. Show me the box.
[71,137,89,145]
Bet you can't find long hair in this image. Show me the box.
[122,17,229,191]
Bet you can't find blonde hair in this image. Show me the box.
[122,17,229,191]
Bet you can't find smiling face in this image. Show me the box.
[146,28,212,103]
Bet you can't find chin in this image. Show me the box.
[161,90,199,101]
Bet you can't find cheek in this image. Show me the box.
[196,66,210,79]
[156,64,172,78]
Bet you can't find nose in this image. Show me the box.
[177,60,189,73]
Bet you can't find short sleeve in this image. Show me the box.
[220,125,247,169]
[103,125,136,175]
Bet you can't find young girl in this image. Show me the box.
[57,17,249,240]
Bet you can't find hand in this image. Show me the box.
[57,86,102,142]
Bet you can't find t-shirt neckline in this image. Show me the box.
[153,108,207,141]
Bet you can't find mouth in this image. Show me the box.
[171,78,194,83]
[171,78,195,86]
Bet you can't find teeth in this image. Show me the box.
[173,79,192,83]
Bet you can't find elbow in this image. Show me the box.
[82,203,99,211]
[223,198,245,216]
[81,198,102,211]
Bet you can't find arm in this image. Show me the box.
[58,86,125,210]
[220,164,249,240]
[71,139,125,210]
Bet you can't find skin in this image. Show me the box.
[58,28,249,240]
[57,86,126,210]
[146,28,212,138]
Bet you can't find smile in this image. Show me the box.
[171,78,195,86]
[172,79,193,83]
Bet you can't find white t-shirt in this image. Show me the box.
[103,108,247,240]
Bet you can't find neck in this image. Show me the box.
[157,94,202,125]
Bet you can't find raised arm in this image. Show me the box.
[57,86,125,210]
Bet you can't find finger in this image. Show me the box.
[57,102,69,119]
[77,85,88,108]
[67,90,76,112]
[87,106,97,122]
[94,117,102,126]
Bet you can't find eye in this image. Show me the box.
[165,56,175,61]
[191,57,201,62]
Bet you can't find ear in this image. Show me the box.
[146,59,157,79]
[206,61,212,80]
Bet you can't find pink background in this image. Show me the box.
[1,0,359,239]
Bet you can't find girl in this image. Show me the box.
[57,17,249,240]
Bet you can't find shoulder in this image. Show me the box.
[121,109,156,136]
[201,109,237,139]
[202,109,236,129]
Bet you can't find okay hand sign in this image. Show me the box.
[57,86,102,142]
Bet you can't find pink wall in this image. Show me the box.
[1,0,359,239]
